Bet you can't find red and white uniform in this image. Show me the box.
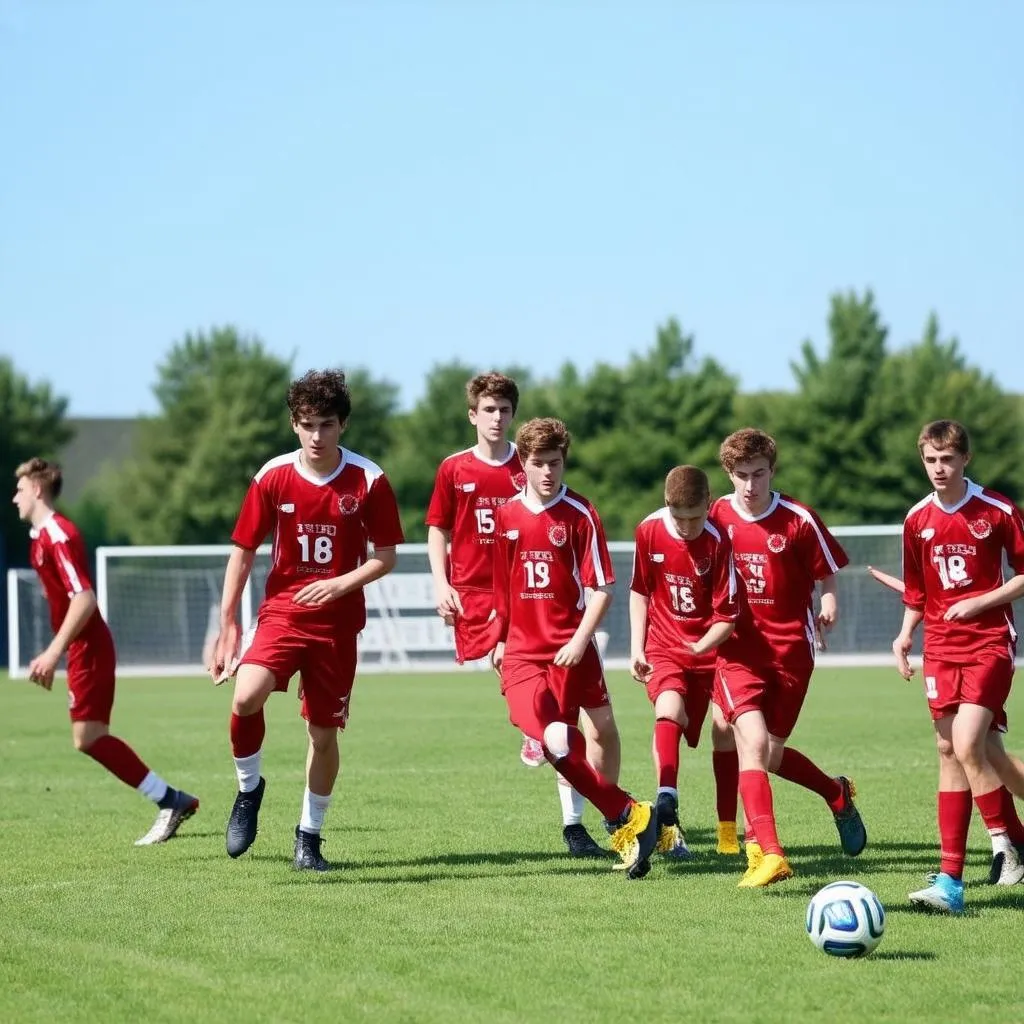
[492,485,615,740]
[232,447,404,728]
[631,509,744,747]
[425,444,524,661]
[902,479,1024,727]
[711,492,848,674]
[30,512,117,723]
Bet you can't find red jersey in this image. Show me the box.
[710,492,849,664]
[493,485,614,660]
[29,512,112,653]
[902,480,1024,662]
[630,508,772,671]
[425,444,525,592]
[232,447,405,636]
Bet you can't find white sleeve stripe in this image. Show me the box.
[562,494,607,587]
[778,498,841,575]
[59,551,84,593]
[975,491,1014,516]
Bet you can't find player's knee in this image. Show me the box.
[306,725,338,754]
[542,722,571,760]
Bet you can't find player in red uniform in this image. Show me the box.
[491,418,659,879]
[13,459,199,845]
[712,429,866,878]
[426,373,618,858]
[891,421,1024,913]
[209,370,404,870]
[629,466,742,860]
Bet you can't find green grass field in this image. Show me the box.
[2,667,1023,1024]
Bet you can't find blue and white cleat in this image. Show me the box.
[908,872,964,914]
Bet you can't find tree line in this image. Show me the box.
[3,289,1022,570]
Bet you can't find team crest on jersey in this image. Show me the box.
[968,518,992,539]
[338,494,359,515]
[694,557,712,576]
[512,472,527,490]
[548,523,568,547]
[920,528,935,541]
[767,533,787,553]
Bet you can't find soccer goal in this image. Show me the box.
[6,526,908,678]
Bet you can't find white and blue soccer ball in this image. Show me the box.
[806,881,885,958]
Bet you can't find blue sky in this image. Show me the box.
[2,1,1021,416]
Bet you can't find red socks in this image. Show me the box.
[712,749,739,822]
[230,710,266,758]
[937,789,973,879]
[738,770,783,856]
[775,747,844,811]
[84,735,149,789]
[547,727,631,823]
[653,718,684,790]
[975,786,1024,846]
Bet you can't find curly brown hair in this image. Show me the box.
[664,465,709,509]
[719,428,778,473]
[287,369,352,422]
[515,417,571,459]
[918,419,971,457]
[15,457,63,499]
[466,372,519,414]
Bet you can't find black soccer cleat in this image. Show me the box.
[293,826,331,872]
[654,791,693,860]
[226,776,265,858]
[832,776,867,857]
[562,823,610,858]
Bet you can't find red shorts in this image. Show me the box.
[66,631,117,724]
[454,588,502,663]
[713,659,809,740]
[501,642,610,742]
[240,618,358,729]
[922,653,1012,732]
[644,659,713,749]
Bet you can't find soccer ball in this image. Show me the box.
[805,881,885,958]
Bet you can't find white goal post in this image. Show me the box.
[7,526,913,677]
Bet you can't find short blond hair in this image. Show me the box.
[15,457,63,499]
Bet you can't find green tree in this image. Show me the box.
[0,357,74,567]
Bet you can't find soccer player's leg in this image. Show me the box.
[67,646,199,846]
[910,711,967,913]
[954,656,1024,885]
[987,733,1024,802]
[716,665,791,888]
[709,701,740,855]
[767,664,867,857]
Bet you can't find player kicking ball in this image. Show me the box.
[209,369,404,871]
[628,466,743,860]
[490,418,659,879]
[426,372,617,858]
[886,420,1024,913]
[13,459,199,845]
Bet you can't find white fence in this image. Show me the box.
[7,528,911,677]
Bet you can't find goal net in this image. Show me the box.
[7,527,908,677]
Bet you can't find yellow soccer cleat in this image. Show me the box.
[737,852,793,888]
[738,840,763,885]
[716,821,740,855]
[609,800,659,879]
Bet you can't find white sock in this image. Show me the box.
[300,788,333,834]
[556,773,584,826]
[234,751,262,793]
[657,786,679,800]
[137,771,169,804]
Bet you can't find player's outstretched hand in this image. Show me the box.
[553,638,587,667]
[435,584,464,626]
[293,578,345,607]
[867,566,905,595]
[630,652,653,683]
[892,632,915,680]
[210,622,240,685]
[27,649,58,690]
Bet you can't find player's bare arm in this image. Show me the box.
[28,589,99,689]
[490,641,505,676]
[553,586,612,667]
[866,566,905,594]
[892,606,924,680]
[628,590,652,683]
[687,619,736,658]
[814,574,839,650]
[292,546,398,607]
[944,573,1024,622]
[211,544,257,684]
[426,525,463,623]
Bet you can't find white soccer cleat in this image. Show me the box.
[134,793,199,846]
[988,835,1024,886]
